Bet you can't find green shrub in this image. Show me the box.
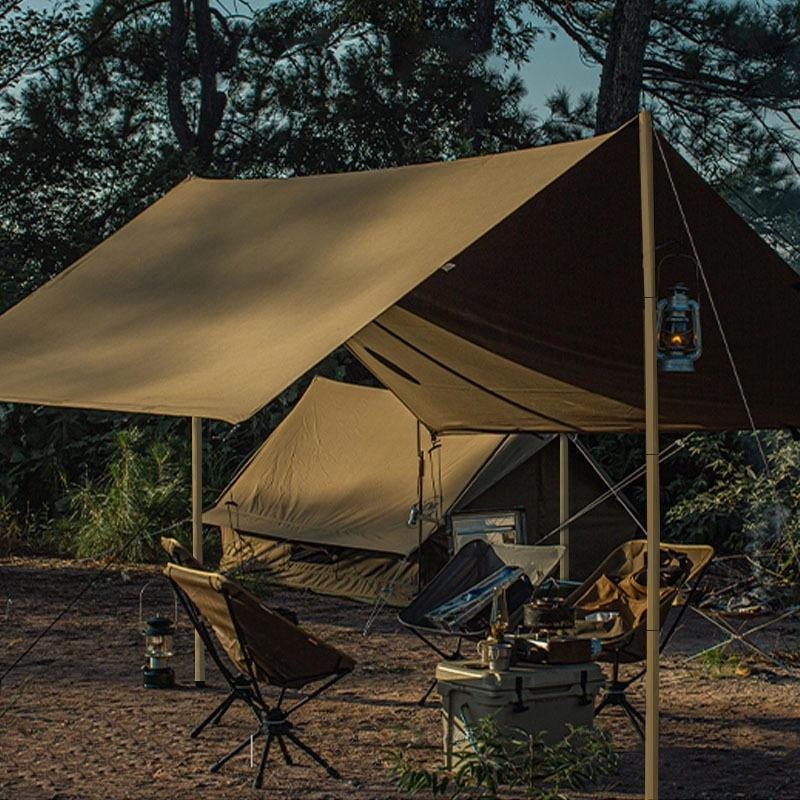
[666,431,800,586]
[390,718,617,800]
[695,646,744,679]
[0,496,24,556]
[63,428,189,562]
[0,497,62,556]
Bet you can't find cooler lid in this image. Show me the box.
[435,659,605,694]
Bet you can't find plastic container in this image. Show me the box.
[435,659,605,768]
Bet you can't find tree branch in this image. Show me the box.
[52,0,168,67]
[167,0,194,155]
[527,0,604,64]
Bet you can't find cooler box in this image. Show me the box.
[435,660,605,768]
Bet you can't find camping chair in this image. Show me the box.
[164,563,355,787]
[161,536,253,736]
[161,536,204,570]
[399,540,564,704]
[160,537,302,737]
[567,540,714,739]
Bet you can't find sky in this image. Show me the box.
[519,28,600,111]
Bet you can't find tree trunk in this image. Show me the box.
[467,0,495,153]
[167,0,194,155]
[595,0,655,134]
[166,0,234,173]
[194,0,227,171]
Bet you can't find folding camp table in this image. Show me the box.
[399,540,563,704]
[681,553,800,673]
[687,604,800,672]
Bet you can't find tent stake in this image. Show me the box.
[558,433,570,580]
[192,416,206,687]
[639,109,660,800]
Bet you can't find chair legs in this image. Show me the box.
[191,690,238,738]
[414,633,463,706]
[206,707,342,788]
[210,729,259,774]
[254,732,273,789]
[284,729,341,780]
[276,735,293,765]
[594,682,645,740]
[594,659,645,742]
[191,676,256,738]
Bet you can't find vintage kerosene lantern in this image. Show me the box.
[656,282,702,372]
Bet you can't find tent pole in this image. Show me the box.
[416,421,424,593]
[639,109,660,800]
[192,416,206,687]
[558,433,570,580]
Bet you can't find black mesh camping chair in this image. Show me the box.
[399,540,563,704]
[164,563,355,788]
[567,540,714,739]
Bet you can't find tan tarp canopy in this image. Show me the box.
[349,122,800,433]
[0,118,796,431]
[0,131,610,424]
[211,378,636,605]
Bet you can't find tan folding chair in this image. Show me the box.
[161,536,252,735]
[568,540,714,739]
[160,537,301,737]
[161,536,204,570]
[164,563,355,787]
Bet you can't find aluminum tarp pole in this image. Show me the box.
[192,416,206,687]
[640,109,660,800]
[559,433,570,580]
[416,420,424,593]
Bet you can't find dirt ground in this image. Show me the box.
[1,557,799,800]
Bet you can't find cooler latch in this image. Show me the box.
[578,669,592,706]
[512,676,529,713]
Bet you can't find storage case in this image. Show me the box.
[435,660,605,768]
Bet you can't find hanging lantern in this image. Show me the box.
[140,582,177,689]
[656,283,702,372]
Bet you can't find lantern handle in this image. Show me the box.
[656,252,699,295]
[139,580,179,628]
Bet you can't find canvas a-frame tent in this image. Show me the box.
[206,377,638,606]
